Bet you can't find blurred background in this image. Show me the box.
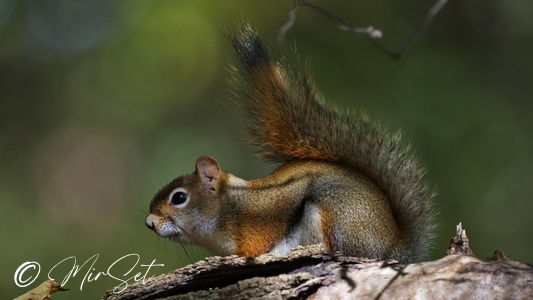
[1,0,532,298]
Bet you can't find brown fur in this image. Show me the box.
[319,208,334,253]
[145,23,436,264]
[225,23,436,262]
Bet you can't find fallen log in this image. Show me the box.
[102,224,532,300]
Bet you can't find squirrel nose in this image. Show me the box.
[145,214,157,231]
[145,220,154,230]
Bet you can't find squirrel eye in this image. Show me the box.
[169,188,189,208]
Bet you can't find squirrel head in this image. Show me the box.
[145,155,227,246]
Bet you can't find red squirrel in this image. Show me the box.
[145,23,436,263]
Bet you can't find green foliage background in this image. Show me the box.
[1,0,532,299]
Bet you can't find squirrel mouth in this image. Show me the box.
[167,234,182,242]
[157,223,181,238]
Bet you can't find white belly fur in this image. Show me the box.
[270,203,324,255]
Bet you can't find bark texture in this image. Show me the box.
[102,225,532,300]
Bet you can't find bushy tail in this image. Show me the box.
[225,23,436,261]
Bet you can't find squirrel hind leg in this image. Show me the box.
[269,202,330,255]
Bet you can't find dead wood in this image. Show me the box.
[102,224,532,300]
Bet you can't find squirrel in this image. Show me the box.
[145,23,436,263]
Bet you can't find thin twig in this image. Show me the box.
[301,0,383,39]
[278,0,450,59]
[277,0,300,45]
[391,0,449,58]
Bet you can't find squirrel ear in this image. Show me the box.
[195,155,221,194]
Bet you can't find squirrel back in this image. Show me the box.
[226,24,436,262]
